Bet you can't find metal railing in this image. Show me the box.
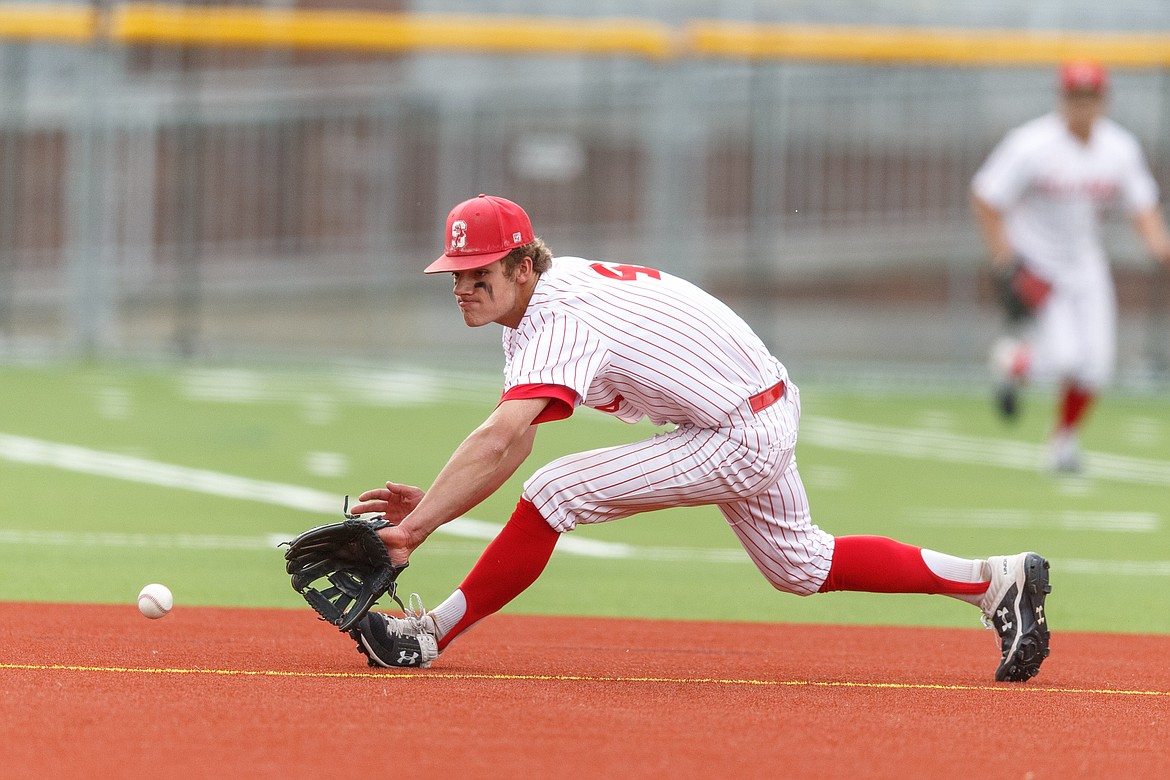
[0,4,1166,382]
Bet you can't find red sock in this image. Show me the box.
[818,536,987,595]
[1058,383,1094,431]
[438,498,559,650]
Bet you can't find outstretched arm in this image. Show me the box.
[971,193,1015,269]
[1132,206,1170,267]
[352,396,548,564]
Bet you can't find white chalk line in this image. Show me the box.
[0,431,636,560]
[2,423,1168,573]
[0,527,740,564]
[0,527,1164,576]
[801,417,1170,487]
[177,365,500,406]
[904,508,1161,533]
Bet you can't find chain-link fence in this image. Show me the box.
[0,3,1167,385]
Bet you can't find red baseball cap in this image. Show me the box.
[1059,59,1108,94]
[425,194,535,274]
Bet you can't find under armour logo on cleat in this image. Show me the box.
[996,607,1013,631]
[397,650,420,665]
[1036,605,1046,626]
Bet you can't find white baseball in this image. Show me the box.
[137,583,174,619]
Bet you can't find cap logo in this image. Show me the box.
[450,220,467,252]
[425,194,533,274]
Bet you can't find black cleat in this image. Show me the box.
[349,607,440,669]
[995,382,1019,421]
[981,553,1051,682]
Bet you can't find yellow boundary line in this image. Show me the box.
[4,662,1169,697]
[0,3,94,42]
[0,3,1167,67]
[112,6,676,60]
[684,22,1170,66]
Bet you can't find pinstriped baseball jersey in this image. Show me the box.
[499,255,831,593]
[520,377,834,594]
[501,256,787,429]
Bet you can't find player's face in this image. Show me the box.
[1062,90,1104,136]
[451,259,531,328]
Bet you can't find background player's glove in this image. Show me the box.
[996,259,1053,324]
[281,507,408,632]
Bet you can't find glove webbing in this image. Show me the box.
[301,567,406,625]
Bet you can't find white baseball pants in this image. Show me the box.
[522,383,835,596]
[1029,262,1117,389]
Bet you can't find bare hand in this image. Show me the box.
[1157,241,1170,267]
[349,482,427,566]
[991,248,1017,270]
[376,522,418,567]
[349,481,424,524]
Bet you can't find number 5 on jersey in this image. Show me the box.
[590,263,662,282]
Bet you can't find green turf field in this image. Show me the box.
[1,362,1167,634]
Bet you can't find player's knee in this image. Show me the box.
[764,572,824,597]
[519,488,588,533]
[1077,367,1110,390]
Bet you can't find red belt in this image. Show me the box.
[748,381,785,414]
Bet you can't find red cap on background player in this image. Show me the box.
[425,194,535,274]
[1059,59,1108,94]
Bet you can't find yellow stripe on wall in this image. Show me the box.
[0,3,95,42]
[111,5,676,60]
[0,3,1167,69]
[684,22,1170,67]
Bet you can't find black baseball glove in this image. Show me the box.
[281,501,408,632]
[996,259,1053,324]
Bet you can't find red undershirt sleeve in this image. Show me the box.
[500,383,578,424]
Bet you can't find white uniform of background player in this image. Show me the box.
[347,194,1053,682]
[972,60,1170,471]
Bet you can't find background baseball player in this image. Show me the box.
[972,59,1170,472]
[344,193,1052,681]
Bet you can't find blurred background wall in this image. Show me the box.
[0,0,1167,386]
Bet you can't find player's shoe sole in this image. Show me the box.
[988,553,1051,682]
[349,612,440,669]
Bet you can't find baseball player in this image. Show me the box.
[972,59,1170,472]
[346,193,1052,681]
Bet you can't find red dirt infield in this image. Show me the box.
[2,602,1168,779]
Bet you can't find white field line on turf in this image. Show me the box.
[0,432,612,559]
[177,366,500,406]
[3,422,1168,561]
[905,508,1160,533]
[801,417,1170,487]
[0,527,737,563]
[0,528,1167,576]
